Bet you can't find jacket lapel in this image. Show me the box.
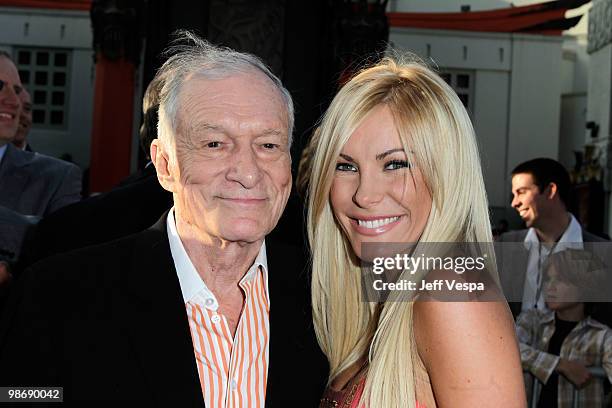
[0,144,31,211]
[119,215,205,408]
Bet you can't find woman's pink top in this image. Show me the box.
[319,374,426,408]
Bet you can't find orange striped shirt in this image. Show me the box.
[167,210,270,408]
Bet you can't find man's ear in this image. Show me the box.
[150,138,177,192]
[545,182,558,200]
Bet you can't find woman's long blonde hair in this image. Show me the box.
[306,54,496,407]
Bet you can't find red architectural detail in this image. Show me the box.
[387,0,588,36]
[0,0,90,10]
[89,55,135,193]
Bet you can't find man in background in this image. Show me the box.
[0,51,81,273]
[498,158,609,326]
[11,88,32,151]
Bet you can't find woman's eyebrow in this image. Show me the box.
[339,153,355,162]
[376,148,405,160]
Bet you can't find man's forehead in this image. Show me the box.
[176,74,288,134]
[512,173,536,188]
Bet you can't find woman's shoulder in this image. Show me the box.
[412,297,526,406]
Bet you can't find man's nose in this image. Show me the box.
[226,146,263,189]
[353,172,384,209]
[511,195,520,209]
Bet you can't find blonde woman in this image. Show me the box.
[307,55,526,407]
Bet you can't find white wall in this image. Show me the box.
[0,7,94,168]
[390,28,564,225]
[506,35,563,174]
[473,70,510,210]
[558,39,590,172]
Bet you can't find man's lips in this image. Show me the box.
[218,197,267,205]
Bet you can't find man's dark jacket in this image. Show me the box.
[0,215,327,407]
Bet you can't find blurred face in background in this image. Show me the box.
[13,89,32,149]
[544,264,581,311]
[0,56,22,145]
[330,104,432,260]
[511,173,549,228]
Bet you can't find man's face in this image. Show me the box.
[160,72,292,244]
[511,173,547,228]
[0,56,22,144]
[14,89,32,147]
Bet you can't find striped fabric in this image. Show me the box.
[186,266,270,408]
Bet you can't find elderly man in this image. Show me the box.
[12,87,33,151]
[0,33,326,407]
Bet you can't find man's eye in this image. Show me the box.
[384,160,410,170]
[336,162,357,172]
[206,141,221,148]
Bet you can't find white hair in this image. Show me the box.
[156,30,294,146]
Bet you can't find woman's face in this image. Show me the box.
[330,104,432,260]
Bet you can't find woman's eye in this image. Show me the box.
[385,160,410,170]
[262,143,278,149]
[336,162,357,172]
[206,141,222,148]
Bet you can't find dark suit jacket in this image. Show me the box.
[20,165,172,268]
[0,215,327,407]
[0,143,81,217]
[498,227,609,324]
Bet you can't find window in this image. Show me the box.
[438,70,474,114]
[14,48,71,129]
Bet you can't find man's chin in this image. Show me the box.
[522,217,535,228]
[220,225,269,245]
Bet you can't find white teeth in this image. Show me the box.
[0,113,12,119]
[357,216,400,229]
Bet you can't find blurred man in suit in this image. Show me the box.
[0,52,81,267]
[0,32,326,407]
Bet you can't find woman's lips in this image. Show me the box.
[349,215,403,236]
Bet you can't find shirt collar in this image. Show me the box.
[0,144,7,165]
[523,213,583,250]
[166,208,269,310]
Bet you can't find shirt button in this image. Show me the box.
[211,315,221,324]
[205,298,214,307]
[230,379,237,390]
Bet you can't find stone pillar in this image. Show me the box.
[89,0,144,193]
